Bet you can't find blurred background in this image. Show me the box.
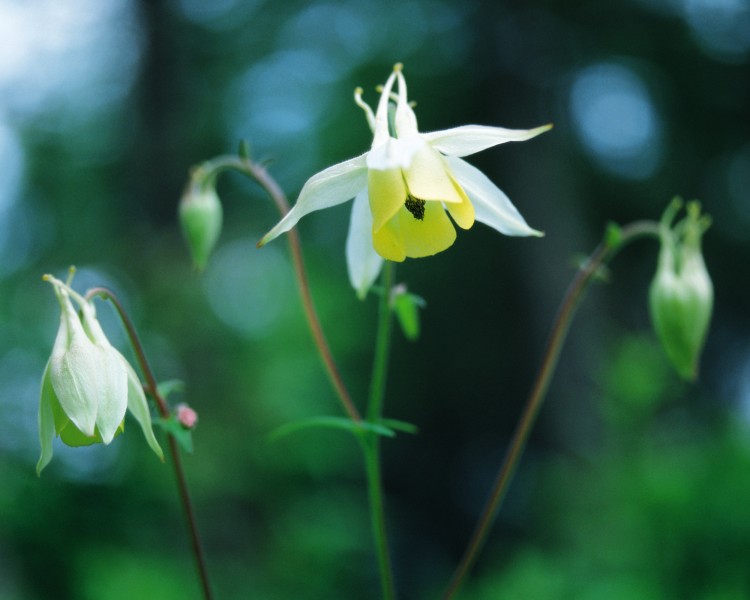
[1,0,749,598]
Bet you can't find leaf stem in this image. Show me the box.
[441,220,660,600]
[86,287,214,600]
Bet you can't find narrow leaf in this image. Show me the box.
[379,418,419,435]
[157,379,184,400]
[267,416,395,442]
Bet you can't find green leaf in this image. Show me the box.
[267,416,396,442]
[379,418,419,435]
[392,291,426,341]
[156,379,184,400]
[154,417,194,453]
[604,221,623,250]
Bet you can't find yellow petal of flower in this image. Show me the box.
[444,172,475,230]
[368,166,407,233]
[373,201,456,261]
[372,216,407,262]
[401,201,456,257]
[402,138,464,204]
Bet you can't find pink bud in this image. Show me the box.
[176,404,198,429]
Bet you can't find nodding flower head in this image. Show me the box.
[37,272,163,475]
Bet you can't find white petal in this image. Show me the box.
[94,347,129,444]
[80,301,110,346]
[366,136,421,172]
[123,358,164,460]
[373,69,399,147]
[37,362,56,475]
[445,156,542,237]
[424,124,552,157]
[346,188,384,299]
[78,301,128,444]
[259,153,368,246]
[49,298,99,437]
[394,70,419,137]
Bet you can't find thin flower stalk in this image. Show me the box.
[442,221,661,600]
[86,288,214,600]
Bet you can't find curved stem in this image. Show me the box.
[86,287,214,600]
[363,262,397,600]
[441,221,660,600]
[196,156,361,423]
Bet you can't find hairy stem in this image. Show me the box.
[86,287,213,600]
[441,221,660,600]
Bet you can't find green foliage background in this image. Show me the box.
[1,0,749,598]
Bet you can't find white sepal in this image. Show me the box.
[80,302,128,444]
[122,357,164,461]
[48,292,100,437]
[424,124,552,158]
[36,362,56,475]
[259,153,368,245]
[346,188,384,299]
[446,156,542,237]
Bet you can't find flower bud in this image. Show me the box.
[37,274,163,475]
[649,200,713,381]
[176,404,198,430]
[179,178,223,271]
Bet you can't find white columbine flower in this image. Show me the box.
[259,63,551,298]
[37,274,164,475]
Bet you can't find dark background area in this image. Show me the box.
[1,0,749,598]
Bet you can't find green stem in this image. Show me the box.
[368,262,395,424]
[441,221,660,600]
[194,156,362,423]
[364,262,396,600]
[364,442,396,600]
[86,287,214,600]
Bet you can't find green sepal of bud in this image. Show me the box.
[604,221,623,250]
[179,177,223,271]
[238,139,252,160]
[649,199,713,381]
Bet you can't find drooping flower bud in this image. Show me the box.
[37,273,164,475]
[649,199,713,381]
[179,174,223,271]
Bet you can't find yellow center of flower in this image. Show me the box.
[367,142,476,263]
[358,64,478,263]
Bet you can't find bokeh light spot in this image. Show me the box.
[570,62,663,179]
[203,240,295,339]
[683,0,750,63]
